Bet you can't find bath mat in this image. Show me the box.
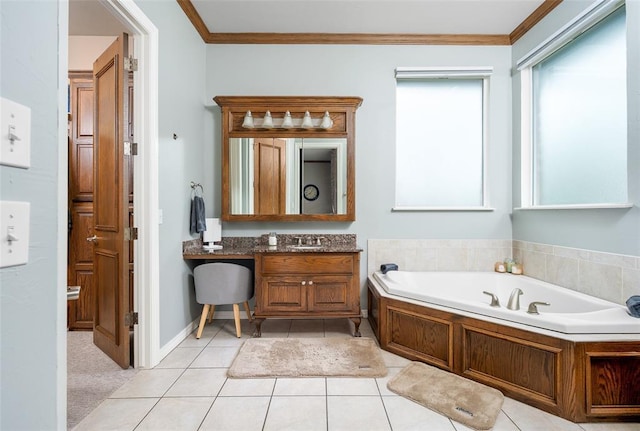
[227,337,387,378]
[387,361,504,431]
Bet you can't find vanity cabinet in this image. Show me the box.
[254,252,362,336]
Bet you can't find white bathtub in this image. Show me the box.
[372,271,639,335]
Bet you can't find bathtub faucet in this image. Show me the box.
[482,291,501,307]
[507,288,523,310]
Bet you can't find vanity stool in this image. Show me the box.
[193,262,254,339]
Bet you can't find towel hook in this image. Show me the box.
[190,181,203,196]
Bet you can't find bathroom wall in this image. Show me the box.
[0,1,67,429]
[205,44,514,302]
[511,0,640,257]
[134,0,209,347]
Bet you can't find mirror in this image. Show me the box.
[215,96,362,222]
[229,137,348,216]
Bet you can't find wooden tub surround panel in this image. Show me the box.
[368,279,640,423]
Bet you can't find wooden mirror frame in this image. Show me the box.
[214,96,362,222]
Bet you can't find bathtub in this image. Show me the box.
[372,270,639,335]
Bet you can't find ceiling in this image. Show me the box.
[70,0,560,45]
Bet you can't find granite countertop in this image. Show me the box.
[183,234,362,258]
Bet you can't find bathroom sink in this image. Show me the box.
[288,245,324,250]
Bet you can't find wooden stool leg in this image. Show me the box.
[207,304,215,323]
[196,304,210,339]
[243,301,253,322]
[232,303,242,338]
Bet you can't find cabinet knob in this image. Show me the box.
[308,281,313,285]
[301,281,306,286]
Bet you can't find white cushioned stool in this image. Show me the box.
[193,262,254,339]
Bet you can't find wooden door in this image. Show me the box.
[91,34,131,369]
[253,138,286,214]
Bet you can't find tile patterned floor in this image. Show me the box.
[72,318,640,431]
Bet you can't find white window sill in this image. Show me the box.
[513,203,634,210]
[392,206,495,212]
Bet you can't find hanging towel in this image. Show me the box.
[190,195,206,234]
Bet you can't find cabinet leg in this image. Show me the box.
[253,318,264,337]
[350,317,362,337]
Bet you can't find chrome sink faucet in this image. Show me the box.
[507,288,523,310]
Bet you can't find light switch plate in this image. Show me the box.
[0,201,30,268]
[1,97,31,168]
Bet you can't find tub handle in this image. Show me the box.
[482,291,501,307]
[527,301,550,314]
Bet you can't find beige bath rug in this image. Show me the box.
[227,337,387,378]
[387,361,504,431]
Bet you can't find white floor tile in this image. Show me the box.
[135,397,213,431]
[199,396,270,431]
[452,410,519,431]
[273,377,326,396]
[327,377,381,396]
[72,398,158,431]
[154,347,202,368]
[263,396,327,431]
[219,377,276,396]
[376,366,403,396]
[109,369,183,398]
[327,395,392,431]
[379,349,412,368]
[190,346,240,368]
[382,395,456,431]
[290,319,325,334]
[165,368,227,397]
[501,397,584,431]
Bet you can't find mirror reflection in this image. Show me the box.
[229,137,347,216]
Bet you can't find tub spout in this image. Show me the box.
[507,288,523,310]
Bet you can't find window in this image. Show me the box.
[518,1,628,208]
[394,68,491,210]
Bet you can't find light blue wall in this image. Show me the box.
[205,45,514,295]
[134,0,208,346]
[0,1,65,429]
[511,1,640,256]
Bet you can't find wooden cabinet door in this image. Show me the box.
[67,202,95,329]
[307,275,356,313]
[260,276,307,313]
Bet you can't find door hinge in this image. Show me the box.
[124,56,138,72]
[124,141,138,156]
[125,311,139,326]
[125,227,138,241]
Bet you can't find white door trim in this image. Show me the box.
[98,0,161,370]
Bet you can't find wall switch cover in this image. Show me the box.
[1,97,31,168]
[0,201,30,268]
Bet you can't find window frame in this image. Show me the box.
[516,0,632,210]
[393,67,494,212]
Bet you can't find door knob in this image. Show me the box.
[86,235,98,243]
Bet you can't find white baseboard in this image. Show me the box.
[158,318,199,360]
